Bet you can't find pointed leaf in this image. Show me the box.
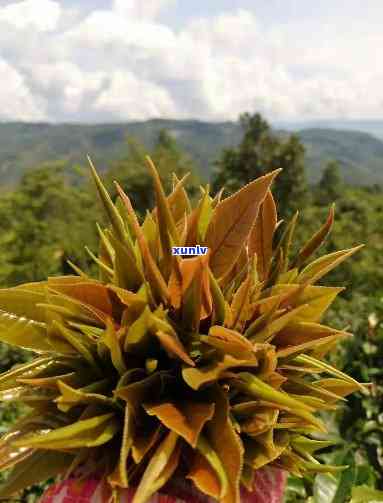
[295,204,335,267]
[88,156,127,242]
[187,451,221,499]
[297,246,364,285]
[248,189,277,281]
[0,451,73,499]
[155,330,195,366]
[145,401,215,447]
[0,312,50,353]
[183,354,258,390]
[115,182,170,303]
[207,170,280,278]
[205,386,244,503]
[201,326,255,360]
[132,430,179,503]
[14,413,119,449]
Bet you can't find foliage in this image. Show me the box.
[0,158,364,503]
[317,161,344,205]
[332,296,383,487]
[0,162,100,286]
[284,447,383,502]
[212,113,308,218]
[3,120,383,187]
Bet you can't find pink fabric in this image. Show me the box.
[39,468,286,503]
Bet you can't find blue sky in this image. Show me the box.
[0,0,382,122]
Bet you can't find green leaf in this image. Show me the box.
[106,230,144,291]
[14,413,119,449]
[351,486,383,503]
[234,372,325,431]
[0,285,47,322]
[115,182,170,304]
[52,320,100,372]
[88,156,127,243]
[0,311,51,353]
[102,318,127,375]
[132,430,179,503]
[297,246,364,285]
[0,451,73,498]
[55,379,116,413]
[196,434,229,499]
[313,451,355,503]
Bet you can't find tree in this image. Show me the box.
[212,113,307,218]
[317,160,344,204]
[0,162,99,285]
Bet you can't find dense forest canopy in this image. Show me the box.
[1,119,383,186]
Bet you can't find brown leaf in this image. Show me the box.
[187,451,221,499]
[144,401,215,447]
[295,204,335,267]
[155,330,195,366]
[47,278,114,317]
[182,354,258,390]
[205,386,244,503]
[167,173,191,224]
[230,275,253,331]
[206,170,280,278]
[201,326,255,360]
[248,190,277,281]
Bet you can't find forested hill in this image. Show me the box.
[0,120,383,186]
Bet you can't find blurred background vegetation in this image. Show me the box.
[0,113,382,502]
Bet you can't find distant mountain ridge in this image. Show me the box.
[0,119,382,186]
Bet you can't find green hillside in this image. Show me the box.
[0,120,382,185]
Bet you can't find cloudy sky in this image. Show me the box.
[0,0,382,123]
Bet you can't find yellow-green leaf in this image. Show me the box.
[132,430,179,503]
[0,312,50,353]
[14,413,119,450]
[297,246,363,285]
[0,451,73,499]
[201,326,255,360]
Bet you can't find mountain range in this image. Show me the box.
[0,119,383,186]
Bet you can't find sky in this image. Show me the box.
[0,0,383,123]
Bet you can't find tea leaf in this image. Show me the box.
[248,190,277,281]
[145,401,215,447]
[207,170,280,278]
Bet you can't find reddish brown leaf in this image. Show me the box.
[206,170,280,278]
[144,401,215,447]
[248,190,277,281]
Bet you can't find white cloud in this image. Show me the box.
[0,59,47,120]
[0,0,383,122]
[94,71,178,120]
[0,0,61,31]
[64,10,175,51]
[25,61,105,113]
[113,0,175,20]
